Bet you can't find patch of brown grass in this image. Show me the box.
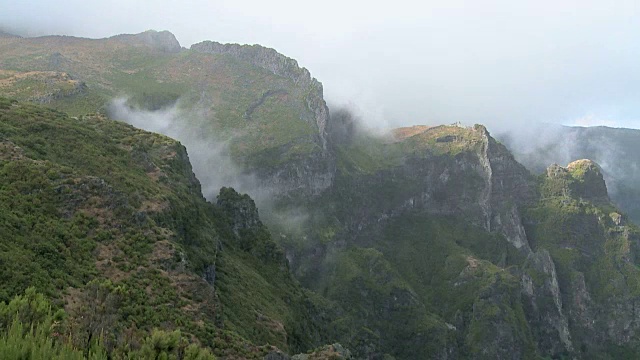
[95,243,129,282]
[0,140,25,160]
[139,199,169,213]
[391,125,432,142]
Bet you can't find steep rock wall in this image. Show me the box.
[191,41,329,149]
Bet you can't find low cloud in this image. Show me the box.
[107,98,268,202]
[495,122,638,200]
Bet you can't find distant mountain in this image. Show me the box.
[0,30,19,38]
[2,30,640,359]
[109,29,182,53]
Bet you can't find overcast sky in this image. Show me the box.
[2,0,639,130]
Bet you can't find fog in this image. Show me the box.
[496,122,640,201]
[107,98,311,229]
[107,98,273,203]
[3,0,639,131]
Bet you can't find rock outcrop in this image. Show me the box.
[521,250,573,356]
[217,186,262,236]
[566,159,609,202]
[473,125,535,251]
[111,30,182,53]
[544,159,610,203]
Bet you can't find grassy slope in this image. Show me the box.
[0,98,331,358]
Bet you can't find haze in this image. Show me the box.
[2,0,639,130]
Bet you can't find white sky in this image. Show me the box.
[1,0,639,130]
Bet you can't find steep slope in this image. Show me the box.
[277,125,538,358]
[277,123,640,359]
[524,160,640,358]
[0,98,336,358]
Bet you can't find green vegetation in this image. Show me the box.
[523,167,640,357]
[335,135,404,175]
[0,35,323,167]
[0,288,215,359]
[397,125,486,156]
[0,98,333,358]
[3,31,640,360]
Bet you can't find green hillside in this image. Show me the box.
[0,98,338,359]
[2,30,640,359]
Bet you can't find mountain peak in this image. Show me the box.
[545,159,609,202]
[566,158,600,173]
[567,159,609,201]
[110,30,181,52]
[191,39,330,149]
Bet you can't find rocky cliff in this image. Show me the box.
[191,41,329,149]
[278,120,640,358]
[523,160,640,358]
[324,124,535,251]
[501,125,640,225]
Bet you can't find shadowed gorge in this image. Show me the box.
[1,30,640,359]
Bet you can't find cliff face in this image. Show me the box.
[524,160,640,358]
[189,41,336,201]
[274,124,543,358]
[255,149,336,200]
[279,121,640,358]
[521,249,573,356]
[327,125,535,252]
[191,41,329,149]
[502,125,640,225]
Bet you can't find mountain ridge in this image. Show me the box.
[1,30,640,359]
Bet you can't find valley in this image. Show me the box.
[1,30,640,359]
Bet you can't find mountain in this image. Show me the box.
[0,31,332,202]
[1,30,640,359]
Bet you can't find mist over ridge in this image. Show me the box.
[3,0,639,131]
[107,98,274,204]
[4,19,640,358]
